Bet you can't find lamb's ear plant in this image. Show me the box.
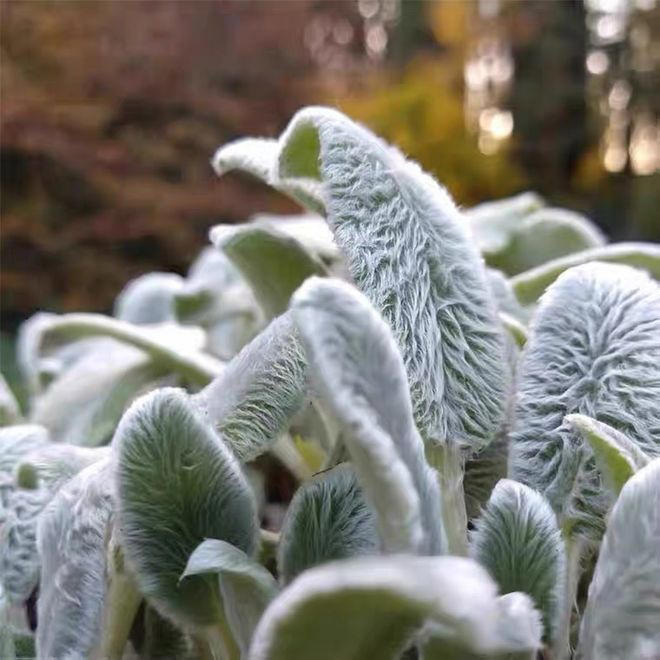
[210,223,328,319]
[216,106,510,554]
[113,272,185,324]
[277,464,379,584]
[248,556,541,660]
[0,376,20,427]
[114,387,259,658]
[576,458,660,659]
[291,277,446,555]
[509,262,660,657]
[470,479,565,646]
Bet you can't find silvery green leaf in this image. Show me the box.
[577,458,660,659]
[0,376,20,427]
[16,313,59,395]
[510,242,660,305]
[509,263,660,542]
[114,387,259,629]
[16,444,109,491]
[291,277,445,554]
[193,313,307,463]
[248,556,541,660]
[565,414,650,497]
[249,213,339,263]
[499,312,527,348]
[30,339,165,445]
[470,479,565,643]
[277,465,379,584]
[475,207,605,276]
[182,539,278,655]
[210,223,328,318]
[0,587,14,660]
[36,314,223,385]
[36,459,114,659]
[486,268,530,324]
[0,425,50,483]
[113,272,184,324]
[278,106,508,453]
[212,137,325,214]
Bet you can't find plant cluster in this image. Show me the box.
[1,106,660,660]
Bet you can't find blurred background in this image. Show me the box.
[1,0,659,335]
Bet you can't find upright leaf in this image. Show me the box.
[36,459,115,659]
[210,223,327,318]
[277,465,379,584]
[509,263,660,542]
[565,414,650,496]
[114,387,259,629]
[0,376,20,427]
[510,242,660,305]
[192,312,307,463]
[577,459,660,659]
[470,479,565,643]
[248,556,541,660]
[291,277,446,554]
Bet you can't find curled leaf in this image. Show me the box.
[509,263,660,542]
[291,277,445,554]
[114,387,259,628]
[470,479,565,643]
[277,465,379,584]
[210,223,327,318]
[565,414,650,497]
[248,556,541,660]
[577,458,660,659]
[511,242,660,305]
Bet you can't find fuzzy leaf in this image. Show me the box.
[182,539,278,654]
[113,272,184,324]
[212,137,325,213]
[114,387,259,629]
[475,207,605,276]
[36,459,114,659]
[509,263,660,542]
[565,414,650,496]
[277,106,508,452]
[193,312,307,463]
[486,269,530,324]
[510,242,660,305]
[210,223,328,318]
[248,556,541,660]
[577,458,660,659]
[291,277,446,554]
[498,312,527,348]
[470,479,565,643]
[0,376,20,427]
[277,464,379,584]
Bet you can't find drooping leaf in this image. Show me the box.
[16,313,59,395]
[212,137,325,214]
[182,539,278,655]
[291,277,446,554]
[36,459,115,659]
[210,223,328,318]
[509,263,660,542]
[277,464,379,584]
[0,376,20,427]
[192,312,307,463]
[475,207,606,276]
[577,458,660,659]
[470,479,565,643]
[36,314,223,385]
[565,414,650,497]
[248,556,541,660]
[113,272,185,324]
[114,387,259,629]
[510,242,660,305]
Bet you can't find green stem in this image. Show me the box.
[259,528,280,566]
[426,444,468,556]
[554,535,584,660]
[99,570,142,660]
